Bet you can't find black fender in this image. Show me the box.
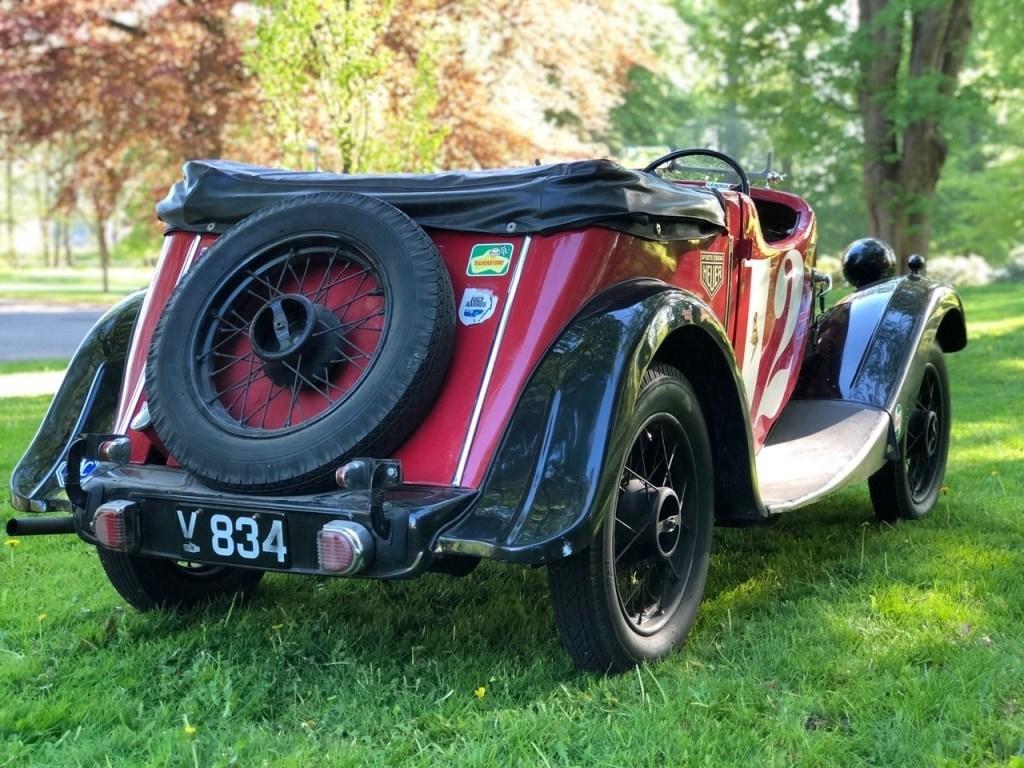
[795,274,966,449]
[8,291,145,513]
[437,280,762,565]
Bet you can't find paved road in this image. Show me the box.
[0,301,106,361]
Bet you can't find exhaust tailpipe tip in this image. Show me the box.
[6,516,77,537]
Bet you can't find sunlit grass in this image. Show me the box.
[0,282,1022,765]
[0,265,152,305]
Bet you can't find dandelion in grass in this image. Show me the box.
[5,538,19,566]
[473,686,486,700]
[183,717,197,738]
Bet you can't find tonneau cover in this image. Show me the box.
[157,159,727,241]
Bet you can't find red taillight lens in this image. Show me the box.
[93,500,138,551]
[316,521,373,575]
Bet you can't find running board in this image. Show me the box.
[756,400,891,513]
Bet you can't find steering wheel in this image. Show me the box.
[643,148,750,196]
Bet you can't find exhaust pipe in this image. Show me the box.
[6,516,77,536]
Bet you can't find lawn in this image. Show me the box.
[1,282,1022,767]
[0,265,152,305]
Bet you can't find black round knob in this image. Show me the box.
[842,238,896,289]
[907,253,925,275]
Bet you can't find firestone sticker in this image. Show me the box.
[467,243,513,277]
[459,288,498,325]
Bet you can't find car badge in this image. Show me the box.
[700,251,725,297]
[459,288,498,325]
[467,243,513,277]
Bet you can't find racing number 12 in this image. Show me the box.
[209,513,287,563]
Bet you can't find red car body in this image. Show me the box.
[116,185,814,487]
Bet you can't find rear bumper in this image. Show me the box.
[76,464,478,578]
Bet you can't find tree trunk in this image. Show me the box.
[3,149,13,268]
[857,0,972,272]
[95,213,110,293]
[62,219,73,266]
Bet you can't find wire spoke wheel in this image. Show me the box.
[612,415,697,636]
[547,363,714,673]
[193,235,389,435]
[869,344,951,522]
[905,365,943,503]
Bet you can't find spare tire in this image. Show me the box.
[146,192,454,493]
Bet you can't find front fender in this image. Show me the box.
[796,275,966,446]
[9,291,145,513]
[437,281,757,564]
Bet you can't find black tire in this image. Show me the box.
[869,344,951,522]
[97,548,263,611]
[548,363,714,673]
[147,192,455,493]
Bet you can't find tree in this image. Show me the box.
[930,0,1024,262]
[633,0,866,255]
[0,0,252,286]
[1,128,13,267]
[247,0,447,173]
[856,0,972,266]
[248,0,660,172]
[618,0,987,261]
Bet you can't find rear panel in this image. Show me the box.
[116,225,737,489]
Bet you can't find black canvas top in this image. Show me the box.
[156,159,728,241]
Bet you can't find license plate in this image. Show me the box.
[167,506,289,567]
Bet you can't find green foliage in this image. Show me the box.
[612,1,1024,259]
[608,67,702,152]
[247,0,447,173]
[110,224,164,265]
[1,283,1023,765]
[930,0,1024,262]
[612,0,868,255]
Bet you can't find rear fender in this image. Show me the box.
[437,281,762,564]
[8,291,145,512]
[795,275,966,451]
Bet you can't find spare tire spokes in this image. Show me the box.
[197,236,389,433]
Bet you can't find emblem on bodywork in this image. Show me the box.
[700,251,725,297]
[467,243,513,276]
[459,288,498,325]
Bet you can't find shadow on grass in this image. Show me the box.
[71,492,915,677]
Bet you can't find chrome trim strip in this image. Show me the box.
[453,235,532,486]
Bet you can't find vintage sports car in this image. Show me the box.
[8,149,966,672]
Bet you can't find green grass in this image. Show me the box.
[0,359,69,376]
[1,283,1022,766]
[0,265,152,305]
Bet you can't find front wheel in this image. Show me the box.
[869,343,951,522]
[548,363,714,673]
[97,548,264,611]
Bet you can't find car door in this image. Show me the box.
[732,198,815,446]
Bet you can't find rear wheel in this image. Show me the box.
[869,344,951,521]
[548,363,714,673]
[97,549,263,611]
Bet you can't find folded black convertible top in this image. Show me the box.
[157,159,727,241]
